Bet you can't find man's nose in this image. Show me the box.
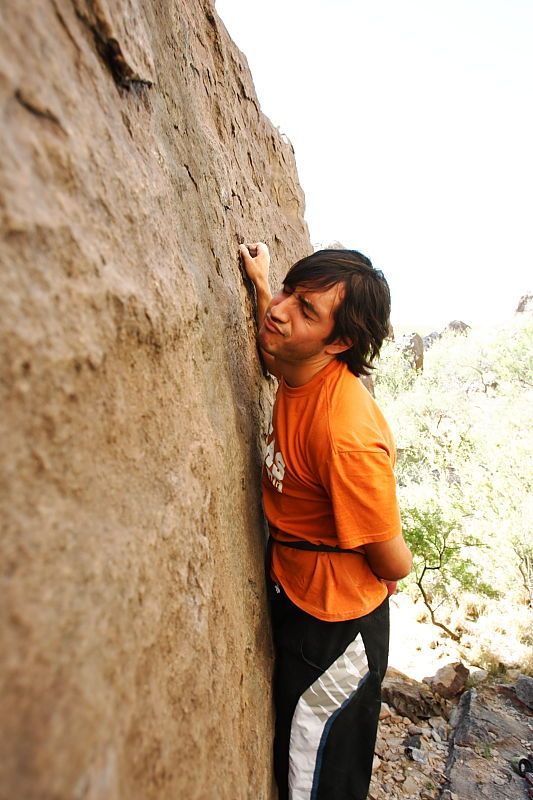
[271,292,292,321]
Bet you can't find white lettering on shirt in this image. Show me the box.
[265,419,285,493]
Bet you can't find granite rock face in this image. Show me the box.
[444,686,532,800]
[0,2,310,798]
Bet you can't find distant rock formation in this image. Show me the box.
[516,293,533,314]
[313,240,347,250]
[423,320,471,352]
[446,320,471,335]
[0,2,310,798]
[403,332,424,371]
[423,331,442,349]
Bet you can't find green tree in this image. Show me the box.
[511,532,533,607]
[375,321,532,606]
[401,503,497,640]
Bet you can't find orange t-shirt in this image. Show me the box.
[262,358,401,622]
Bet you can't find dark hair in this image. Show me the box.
[283,249,391,376]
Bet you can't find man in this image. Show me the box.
[239,242,412,800]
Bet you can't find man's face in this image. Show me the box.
[258,281,347,362]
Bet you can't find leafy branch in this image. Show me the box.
[402,505,497,641]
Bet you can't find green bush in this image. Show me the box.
[374,320,532,634]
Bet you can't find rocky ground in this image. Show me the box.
[369,702,450,799]
[368,594,533,800]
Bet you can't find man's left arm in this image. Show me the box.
[363,535,412,581]
[323,449,412,582]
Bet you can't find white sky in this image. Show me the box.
[215,0,533,330]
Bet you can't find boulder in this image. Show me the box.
[515,675,533,710]
[445,686,531,800]
[382,667,448,722]
[467,667,489,686]
[0,1,310,798]
[425,661,470,699]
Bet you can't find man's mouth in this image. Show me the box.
[264,315,284,335]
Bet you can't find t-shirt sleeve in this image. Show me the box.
[321,449,402,549]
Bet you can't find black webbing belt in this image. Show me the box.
[265,534,364,589]
[270,536,364,554]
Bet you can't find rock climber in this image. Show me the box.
[240,241,412,800]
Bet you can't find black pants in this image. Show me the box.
[269,582,389,800]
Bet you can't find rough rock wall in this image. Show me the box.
[0,2,311,798]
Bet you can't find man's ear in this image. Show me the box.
[325,338,352,356]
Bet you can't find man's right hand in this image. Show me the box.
[239,242,270,290]
[239,241,279,378]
